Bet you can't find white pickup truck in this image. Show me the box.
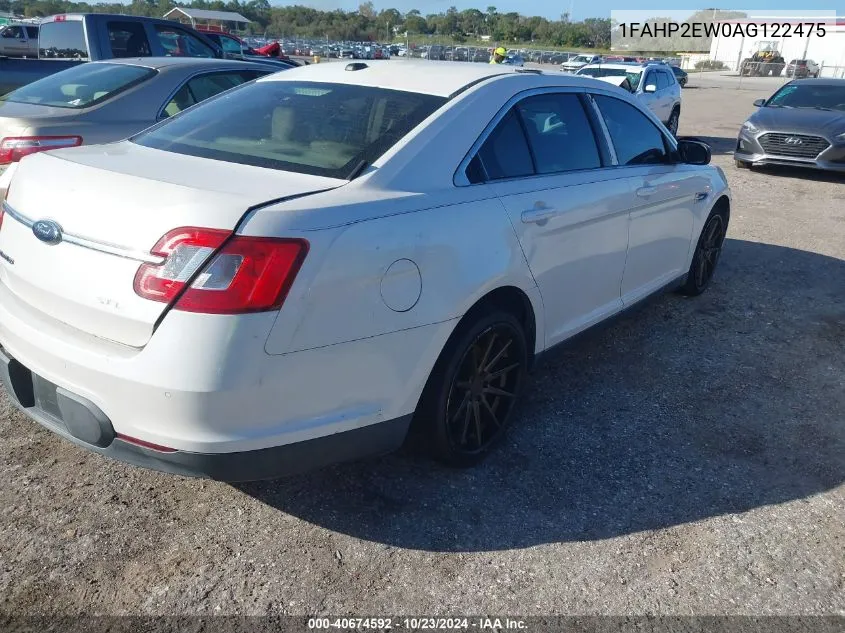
[0,23,39,58]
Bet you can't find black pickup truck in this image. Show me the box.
[0,13,295,96]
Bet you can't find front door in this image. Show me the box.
[590,93,704,304]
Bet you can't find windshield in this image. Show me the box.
[572,55,592,64]
[132,80,448,179]
[766,84,845,111]
[1,63,155,109]
[578,67,643,89]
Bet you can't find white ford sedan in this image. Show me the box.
[0,61,731,481]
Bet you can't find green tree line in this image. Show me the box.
[0,0,612,48]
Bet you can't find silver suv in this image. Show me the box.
[576,62,683,135]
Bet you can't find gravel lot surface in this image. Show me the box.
[1,73,843,618]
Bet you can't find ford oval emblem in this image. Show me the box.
[32,220,63,245]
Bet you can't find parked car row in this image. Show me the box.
[0,59,731,481]
[0,13,305,97]
[0,58,276,170]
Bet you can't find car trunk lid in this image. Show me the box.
[0,142,344,347]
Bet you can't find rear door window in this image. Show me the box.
[161,70,269,118]
[472,109,534,182]
[154,25,216,58]
[108,21,151,58]
[515,93,602,174]
[39,20,88,59]
[26,26,39,39]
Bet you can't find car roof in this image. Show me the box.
[790,78,845,86]
[580,63,644,71]
[258,60,606,97]
[86,57,275,71]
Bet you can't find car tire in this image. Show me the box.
[677,207,728,297]
[735,159,751,169]
[667,107,680,136]
[415,309,528,467]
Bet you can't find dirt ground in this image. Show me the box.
[0,72,843,619]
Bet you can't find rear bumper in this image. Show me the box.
[0,346,411,481]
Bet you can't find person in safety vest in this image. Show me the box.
[490,47,507,64]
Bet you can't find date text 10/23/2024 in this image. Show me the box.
[307,618,528,630]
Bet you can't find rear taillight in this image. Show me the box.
[134,227,309,314]
[0,136,83,165]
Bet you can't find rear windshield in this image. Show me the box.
[1,63,156,109]
[132,80,448,179]
[39,20,89,59]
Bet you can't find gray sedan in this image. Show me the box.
[735,78,845,173]
[0,57,277,168]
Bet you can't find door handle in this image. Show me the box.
[636,186,658,198]
[694,191,708,202]
[521,203,558,224]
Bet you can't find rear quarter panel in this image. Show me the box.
[254,194,541,356]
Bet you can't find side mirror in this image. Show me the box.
[753,98,766,106]
[644,84,657,93]
[676,139,711,165]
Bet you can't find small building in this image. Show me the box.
[162,8,251,34]
[708,18,845,77]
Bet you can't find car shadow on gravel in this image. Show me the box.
[237,238,845,552]
[682,135,736,155]
[744,164,845,184]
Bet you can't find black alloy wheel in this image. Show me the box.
[667,108,680,136]
[418,310,528,467]
[678,210,728,296]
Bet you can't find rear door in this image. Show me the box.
[637,69,661,118]
[466,88,632,346]
[104,20,152,58]
[589,92,707,304]
[654,69,672,121]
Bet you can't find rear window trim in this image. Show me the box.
[2,64,159,110]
